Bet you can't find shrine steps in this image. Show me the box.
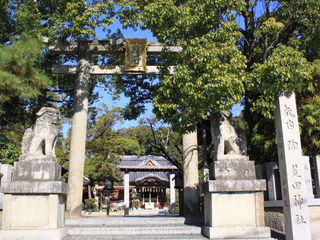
[64,216,207,240]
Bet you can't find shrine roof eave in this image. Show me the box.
[119,166,178,170]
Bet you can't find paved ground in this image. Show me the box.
[82,208,172,217]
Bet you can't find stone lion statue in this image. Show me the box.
[20,107,60,161]
[210,111,247,160]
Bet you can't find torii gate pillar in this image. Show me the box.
[66,55,91,218]
[182,131,200,216]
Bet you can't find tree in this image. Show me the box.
[116,0,320,161]
[0,35,50,114]
[117,119,182,166]
[0,1,122,165]
[85,106,129,184]
[0,134,20,164]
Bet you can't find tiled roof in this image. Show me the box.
[129,171,171,182]
[118,155,178,170]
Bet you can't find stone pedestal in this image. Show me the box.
[202,158,272,239]
[0,164,13,209]
[0,159,68,240]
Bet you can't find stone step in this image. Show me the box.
[66,225,202,236]
[65,234,207,240]
[66,216,192,227]
[65,235,277,240]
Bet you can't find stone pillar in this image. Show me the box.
[266,162,279,201]
[313,156,320,198]
[66,55,91,218]
[182,131,199,216]
[170,173,176,213]
[156,193,159,206]
[303,156,314,200]
[124,172,129,207]
[275,93,312,240]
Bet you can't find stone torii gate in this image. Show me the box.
[51,40,199,217]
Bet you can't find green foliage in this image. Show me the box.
[0,135,20,164]
[85,106,123,184]
[117,0,320,161]
[0,0,120,139]
[9,0,116,40]
[299,60,320,155]
[0,0,12,43]
[0,35,50,108]
[248,46,311,118]
[154,23,246,133]
[112,137,143,155]
[83,198,98,212]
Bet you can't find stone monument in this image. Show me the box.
[0,107,68,240]
[274,93,312,240]
[202,111,272,239]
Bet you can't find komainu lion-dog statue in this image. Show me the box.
[210,111,247,161]
[20,107,60,161]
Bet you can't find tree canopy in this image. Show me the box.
[1,0,319,167]
[116,0,320,160]
[0,0,121,164]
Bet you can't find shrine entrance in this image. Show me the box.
[118,155,178,212]
[51,39,190,218]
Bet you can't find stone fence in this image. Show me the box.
[256,156,320,239]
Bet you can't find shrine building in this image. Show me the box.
[118,155,178,209]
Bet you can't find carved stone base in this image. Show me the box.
[203,179,266,192]
[216,155,249,161]
[210,160,256,180]
[202,191,271,239]
[203,157,272,239]
[202,226,272,239]
[13,160,61,181]
[2,192,66,230]
[1,181,68,240]
[0,228,67,240]
[1,181,68,194]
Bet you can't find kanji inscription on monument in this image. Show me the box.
[275,93,311,240]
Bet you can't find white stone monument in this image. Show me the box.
[202,111,272,239]
[0,107,68,240]
[274,93,312,240]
